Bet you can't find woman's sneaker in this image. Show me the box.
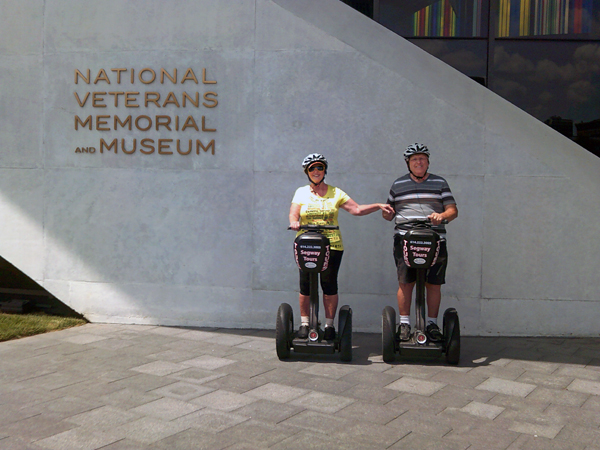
[426,322,443,342]
[297,325,309,339]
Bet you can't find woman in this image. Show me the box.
[289,153,393,340]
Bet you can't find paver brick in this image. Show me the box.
[385,376,446,396]
[149,381,214,400]
[299,363,359,380]
[234,399,305,423]
[508,420,563,439]
[526,386,589,406]
[130,361,187,377]
[201,373,267,393]
[129,397,202,421]
[460,400,505,419]
[334,399,404,424]
[567,378,600,395]
[475,377,536,397]
[190,389,257,411]
[293,376,356,395]
[289,391,355,413]
[34,426,124,450]
[171,408,249,433]
[66,405,140,429]
[244,382,309,403]
[112,416,189,445]
[181,355,236,370]
[343,383,400,403]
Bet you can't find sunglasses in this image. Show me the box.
[308,165,325,172]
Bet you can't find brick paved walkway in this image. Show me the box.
[1,324,600,449]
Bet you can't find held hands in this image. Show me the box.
[289,221,300,231]
[380,204,395,221]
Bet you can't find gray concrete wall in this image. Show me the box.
[1,0,599,335]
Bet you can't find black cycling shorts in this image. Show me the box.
[393,235,448,285]
[299,250,343,296]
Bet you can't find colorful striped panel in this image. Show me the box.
[413,0,457,37]
[498,0,593,37]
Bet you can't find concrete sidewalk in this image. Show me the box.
[1,324,600,450]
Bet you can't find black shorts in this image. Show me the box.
[299,250,343,296]
[393,235,448,285]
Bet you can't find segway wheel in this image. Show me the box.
[338,306,352,362]
[443,308,460,365]
[276,303,294,360]
[382,306,396,363]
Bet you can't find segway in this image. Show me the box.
[382,218,460,365]
[276,224,352,361]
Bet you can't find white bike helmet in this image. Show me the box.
[403,143,430,162]
[302,153,328,173]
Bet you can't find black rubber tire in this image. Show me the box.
[382,306,396,363]
[338,306,352,362]
[276,303,293,360]
[443,308,460,365]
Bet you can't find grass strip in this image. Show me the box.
[0,312,87,342]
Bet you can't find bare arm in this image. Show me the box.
[289,203,301,230]
[340,199,395,217]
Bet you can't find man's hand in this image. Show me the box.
[428,212,444,225]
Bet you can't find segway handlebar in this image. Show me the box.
[400,218,448,227]
[288,224,339,231]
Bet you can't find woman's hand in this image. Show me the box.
[289,203,301,230]
[380,204,394,215]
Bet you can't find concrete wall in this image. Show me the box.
[1,0,599,335]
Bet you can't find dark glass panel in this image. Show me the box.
[408,38,488,81]
[496,0,600,39]
[490,41,600,154]
[378,0,489,37]
[341,0,374,17]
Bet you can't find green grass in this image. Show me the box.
[0,312,87,342]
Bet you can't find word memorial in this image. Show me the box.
[73,67,218,156]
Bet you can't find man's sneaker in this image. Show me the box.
[297,325,309,339]
[426,322,443,342]
[398,323,411,341]
[323,326,336,340]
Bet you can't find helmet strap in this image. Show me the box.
[306,170,326,188]
[409,169,428,180]
[307,173,325,187]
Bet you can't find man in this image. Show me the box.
[382,143,458,342]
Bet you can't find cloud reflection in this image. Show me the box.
[493,43,600,121]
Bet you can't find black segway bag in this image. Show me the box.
[294,232,331,273]
[401,229,441,269]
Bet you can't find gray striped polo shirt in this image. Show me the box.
[386,173,456,237]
